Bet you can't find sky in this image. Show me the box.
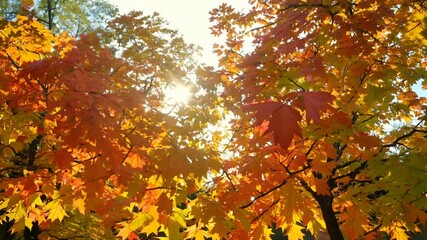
[109,0,250,65]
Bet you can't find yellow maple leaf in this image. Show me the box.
[185,225,206,240]
[141,206,160,235]
[72,198,85,214]
[166,217,184,240]
[45,199,68,222]
[5,201,26,223]
[28,194,43,208]
[142,220,160,236]
[129,212,153,230]
[261,224,273,240]
[287,224,304,240]
[391,226,408,240]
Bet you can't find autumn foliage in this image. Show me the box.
[0,10,221,239]
[1,0,427,240]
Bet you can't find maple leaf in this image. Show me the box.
[53,149,75,169]
[28,193,43,208]
[185,224,206,240]
[267,105,302,149]
[242,102,283,127]
[352,131,382,149]
[323,141,338,159]
[286,91,335,123]
[128,232,140,240]
[313,178,331,196]
[129,212,153,231]
[10,219,26,234]
[116,225,132,240]
[341,204,368,239]
[142,220,160,236]
[311,159,337,177]
[211,219,233,238]
[287,223,305,240]
[243,102,302,149]
[157,193,173,215]
[166,217,185,240]
[72,198,85,214]
[391,226,409,240]
[45,199,68,222]
[280,179,303,224]
[288,155,308,171]
[405,204,427,225]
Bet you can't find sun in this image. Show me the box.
[164,84,192,106]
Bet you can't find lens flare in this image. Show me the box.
[164,84,192,105]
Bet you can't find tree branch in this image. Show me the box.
[382,120,425,148]
[305,140,318,156]
[331,161,367,183]
[223,169,239,192]
[146,186,177,191]
[332,158,358,175]
[251,198,280,223]
[240,166,308,209]
[121,144,134,164]
[364,220,382,236]
[27,135,43,171]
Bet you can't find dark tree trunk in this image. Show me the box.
[47,0,53,30]
[315,194,344,240]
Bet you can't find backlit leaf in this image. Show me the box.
[45,200,68,222]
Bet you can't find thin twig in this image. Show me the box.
[251,198,280,223]
[240,166,308,209]
[382,120,425,148]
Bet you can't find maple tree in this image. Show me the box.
[205,0,427,239]
[0,5,222,240]
[0,0,118,35]
[35,0,118,36]
[1,0,427,240]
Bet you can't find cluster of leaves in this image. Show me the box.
[0,0,427,240]
[0,3,223,240]
[206,0,427,239]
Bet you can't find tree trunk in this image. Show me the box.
[315,194,344,240]
[47,0,53,30]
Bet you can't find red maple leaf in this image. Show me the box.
[242,102,302,149]
[242,102,283,127]
[267,105,302,149]
[286,91,335,123]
